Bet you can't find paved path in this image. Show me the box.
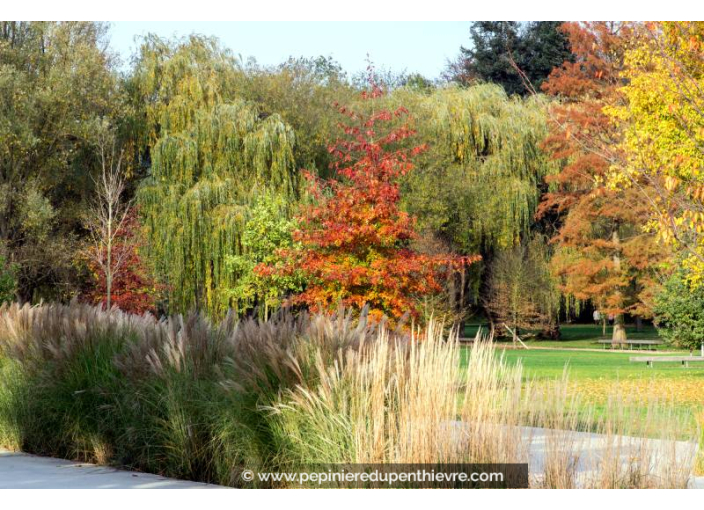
[0,450,224,489]
[447,424,703,488]
[3,428,702,488]
[524,426,704,488]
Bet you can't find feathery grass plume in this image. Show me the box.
[578,396,697,489]
[213,306,409,485]
[266,326,531,471]
[0,302,698,488]
[0,301,136,460]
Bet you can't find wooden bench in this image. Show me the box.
[596,339,663,350]
[629,356,704,367]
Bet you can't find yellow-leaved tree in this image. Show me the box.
[608,22,704,285]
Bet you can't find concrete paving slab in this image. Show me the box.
[0,450,224,489]
[523,426,703,488]
[2,426,702,488]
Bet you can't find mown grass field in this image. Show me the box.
[461,342,704,444]
[500,349,704,382]
[460,323,704,412]
[463,323,691,351]
[460,341,704,412]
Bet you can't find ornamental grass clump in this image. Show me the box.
[0,301,699,488]
[0,302,395,486]
[0,302,234,481]
[265,327,533,471]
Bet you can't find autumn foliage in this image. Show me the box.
[539,22,665,324]
[83,211,159,315]
[610,22,704,286]
[259,85,476,321]
[539,22,629,217]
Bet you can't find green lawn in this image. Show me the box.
[462,323,687,351]
[459,338,704,461]
[459,346,704,411]
[499,348,704,381]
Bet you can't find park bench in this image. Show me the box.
[629,355,704,368]
[595,339,663,350]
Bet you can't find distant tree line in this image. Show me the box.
[2,21,703,347]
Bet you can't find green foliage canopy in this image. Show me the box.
[398,84,556,255]
[448,21,573,96]
[138,102,297,317]
[0,21,119,302]
[133,36,298,317]
[225,194,303,318]
[241,56,354,176]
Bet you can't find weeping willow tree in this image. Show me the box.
[139,102,297,317]
[133,35,298,317]
[384,84,557,315]
[398,84,555,252]
[126,34,248,152]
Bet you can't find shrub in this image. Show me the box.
[654,270,704,350]
[225,194,304,318]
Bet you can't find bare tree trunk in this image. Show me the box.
[448,267,456,326]
[106,197,113,310]
[459,265,466,315]
[106,246,112,309]
[611,230,627,346]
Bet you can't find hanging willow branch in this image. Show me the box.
[138,101,298,317]
[393,84,557,253]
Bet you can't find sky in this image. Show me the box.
[108,22,471,80]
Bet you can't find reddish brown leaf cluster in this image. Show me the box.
[540,22,665,317]
[539,22,629,217]
[83,211,160,315]
[259,91,477,322]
